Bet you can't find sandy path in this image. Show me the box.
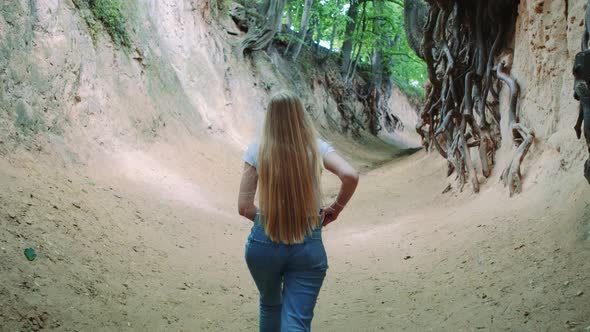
[1,139,589,331]
[317,153,590,331]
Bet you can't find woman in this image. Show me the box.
[237,92,359,331]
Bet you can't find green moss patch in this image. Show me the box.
[74,0,131,48]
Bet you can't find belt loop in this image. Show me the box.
[254,213,263,227]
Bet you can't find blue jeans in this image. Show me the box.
[245,215,328,332]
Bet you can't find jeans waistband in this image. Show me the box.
[251,214,323,244]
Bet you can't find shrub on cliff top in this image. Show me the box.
[89,0,131,48]
[74,0,131,48]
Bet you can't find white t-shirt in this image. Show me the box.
[242,138,335,169]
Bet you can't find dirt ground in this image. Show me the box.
[1,133,589,331]
[1,0,589,331]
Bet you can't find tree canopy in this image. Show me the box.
[290,0,426,98]
[238,0,427,99]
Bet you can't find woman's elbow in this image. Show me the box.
[342,170,359,185]
[238,205,247,217]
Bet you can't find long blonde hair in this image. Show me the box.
[258,92,322,244]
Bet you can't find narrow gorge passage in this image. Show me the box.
[1,0,589,331]
[2,139,587,331]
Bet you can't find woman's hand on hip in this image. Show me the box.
[321,202,344,226]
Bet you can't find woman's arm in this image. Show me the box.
[322,152,359,225]
[238,163,258,221]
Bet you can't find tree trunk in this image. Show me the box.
[346,1,367,82]
[285,1,293,29]
[328,0,341,54]
[234,0,287,59]
[288,0,314,61]
[314,15,322,56]
[403,0,429,59]
[341,0,360,75]
[284,0,300,55]
[369,0,386,135]
[371,0,385,89]
[349,40,364,81]
[380,35,400,133]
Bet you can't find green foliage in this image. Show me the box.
[260,80,274,91]
[74,0,131,48]
[213,0,232,15]
[275,32,291,44]
[281,0,427,100]
[89,0,131,48]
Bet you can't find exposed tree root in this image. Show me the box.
[574,103,584,140]
[501,124,535,197]
[496,60,522,142]
[495,58,537,195]
[417,0,523,194]
[573,77,590,185]
[575,0,590,184]
[233,0,286,59]
[582,99,590,183]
